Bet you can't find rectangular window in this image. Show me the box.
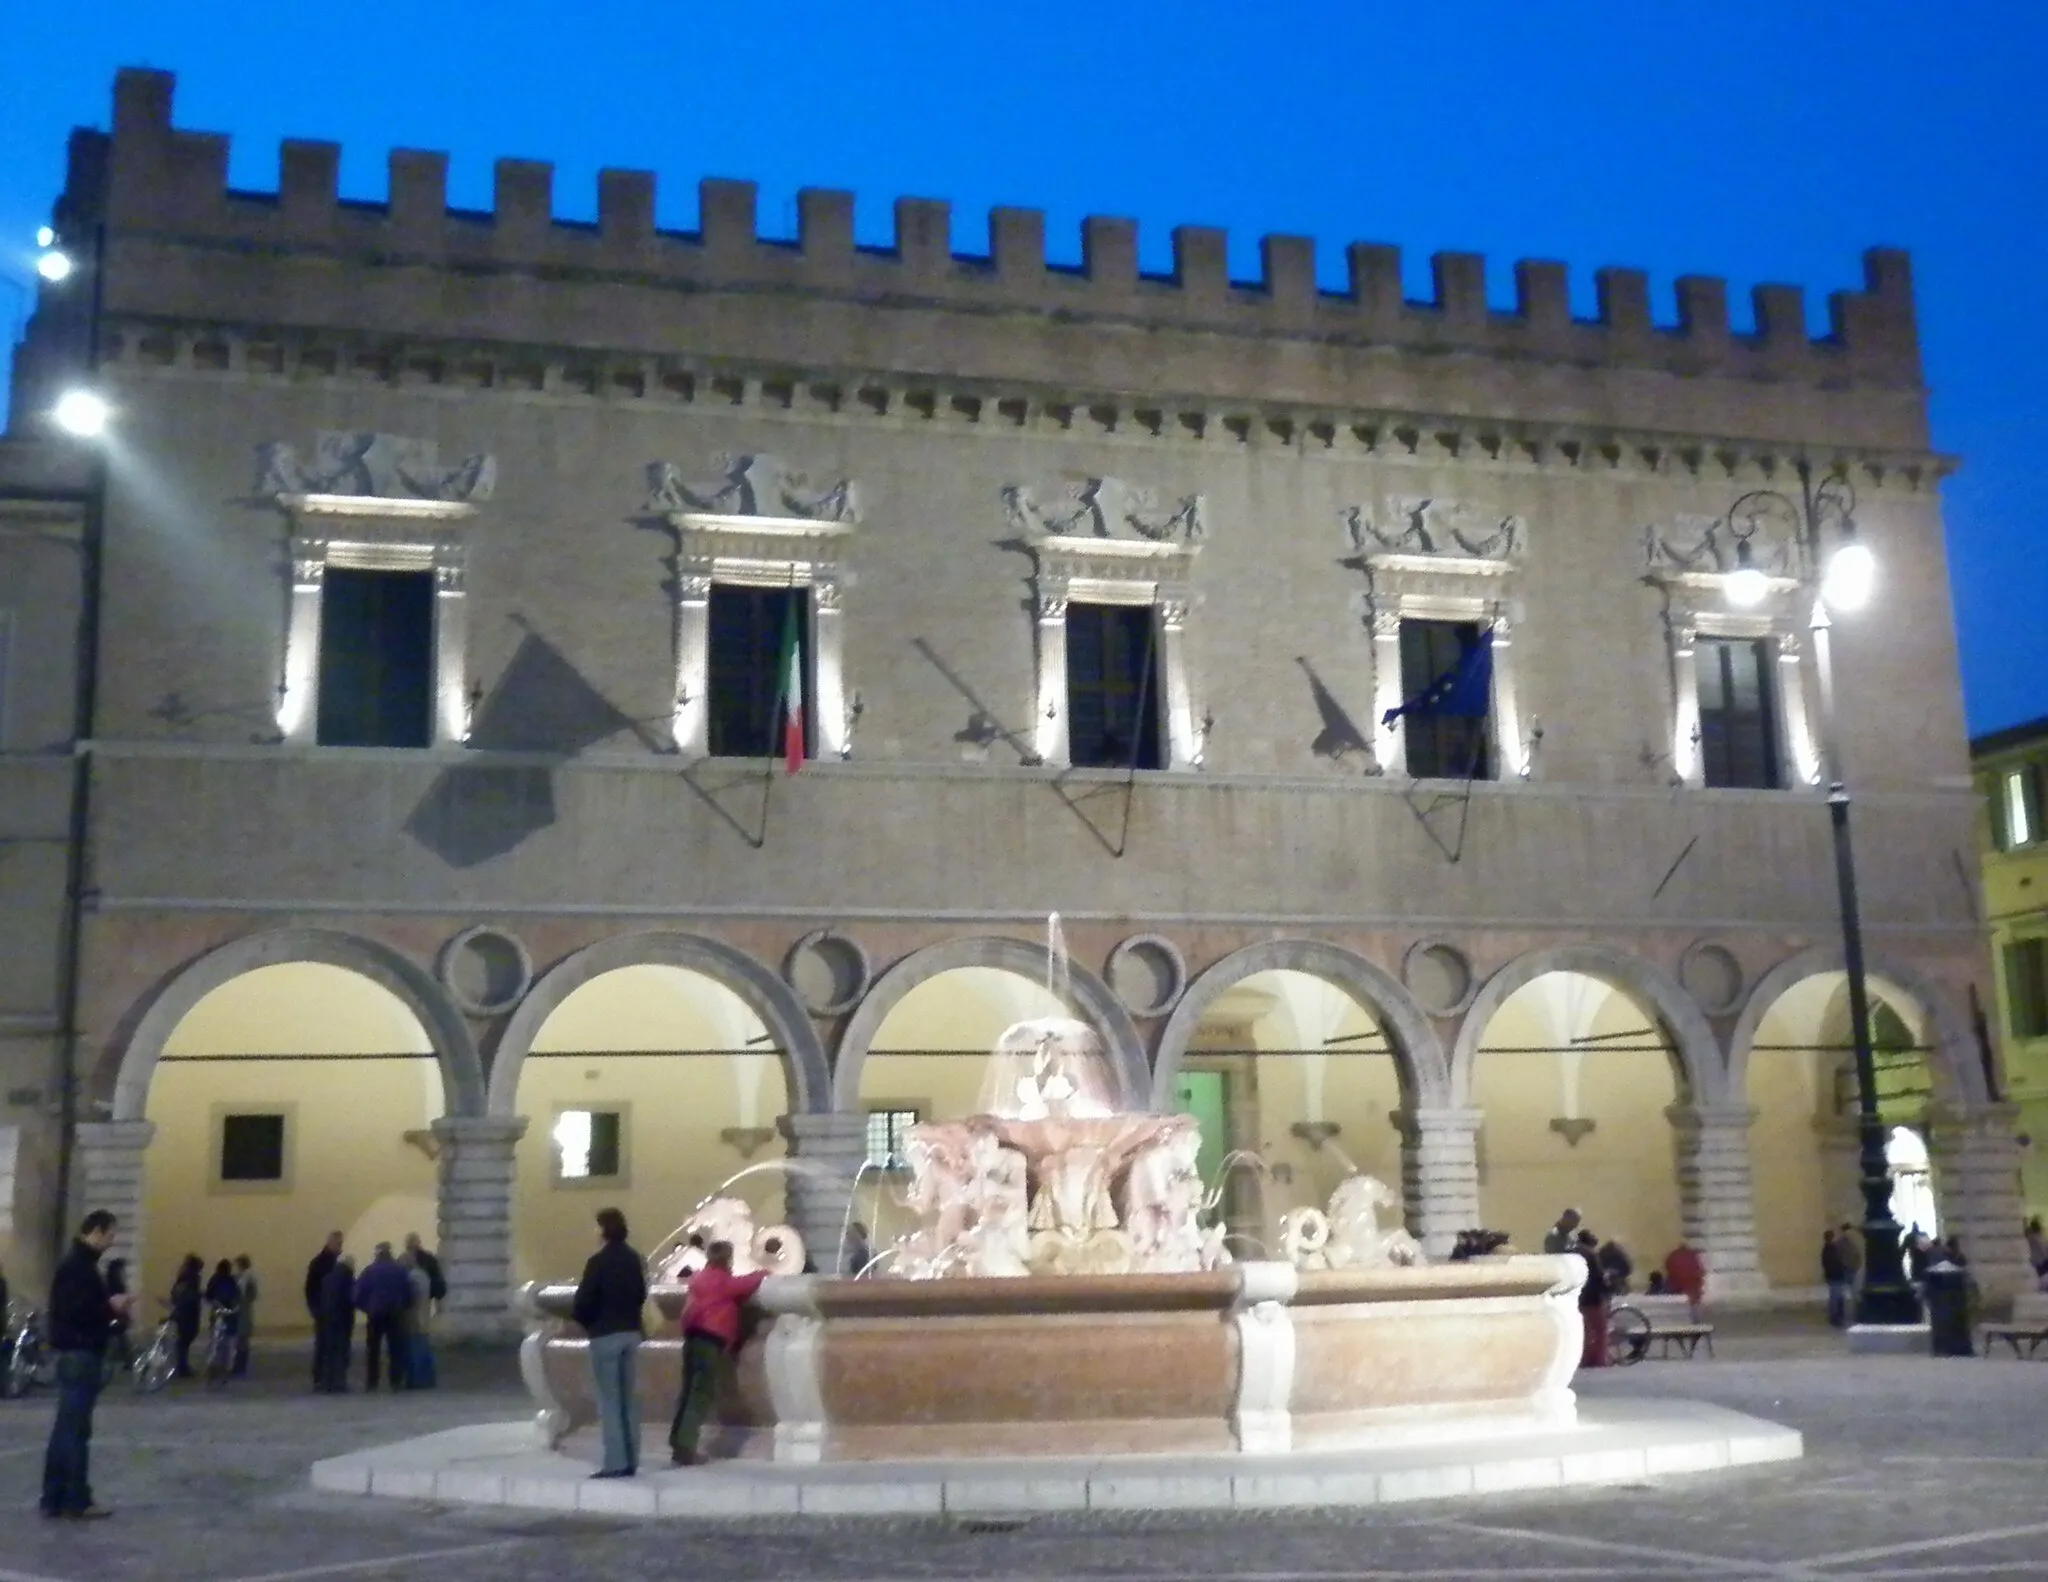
[316,568,435,747]
[707,584,811,760]
[1999,767,2041,850]
[553,1109,624,1181]
[219,1113,287,1183]
[1696,636,1781,790]
[2006,938,2048,1041]
[864,1107,920,1171]
[1398,618,1491,780]
[1065,603,1162,769]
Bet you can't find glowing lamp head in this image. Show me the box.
[1822,537,1876,612]
[36,250,73,283]
[52,389,109,438]
[35,226,54,248]
[1722,535,1767,608]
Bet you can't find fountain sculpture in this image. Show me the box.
[520,916,1587,1465]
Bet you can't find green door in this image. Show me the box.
[1173,1069,1230,1205]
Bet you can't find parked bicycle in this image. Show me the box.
[1606,1299,1652,1366]
[2,1305,55,1398]
[200,1303,239,1389]
[129,1302,180,1394]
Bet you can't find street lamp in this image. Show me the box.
[52,388,110,438]
[1722,461,1919,1328]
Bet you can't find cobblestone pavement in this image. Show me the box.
[3,1314,2047,1582]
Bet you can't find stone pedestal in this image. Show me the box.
[1930,1103,2033,1300]
[433,1116,528,1340]
[778,1112,870,1273]
[1397,1107,1482,1257]
[1668,1105,1765,1299]
[70,1120,157,1281]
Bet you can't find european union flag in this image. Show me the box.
[1382,628,1494,727]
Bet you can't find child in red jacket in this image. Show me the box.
[669,1241,768,1465]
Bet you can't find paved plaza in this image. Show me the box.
[2,1314,2047,1582]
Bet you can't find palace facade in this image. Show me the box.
[0,69,2027,1333]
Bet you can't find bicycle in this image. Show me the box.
[1606,1299,1652,1366]
[200,1304,239,1389]
[2,1306,54,1398]
[130,1303,179,1394]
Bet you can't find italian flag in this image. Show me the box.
[775,599,804,774]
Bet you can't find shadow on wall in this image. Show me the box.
[1297,657,1373,766]
[404,624,654,868]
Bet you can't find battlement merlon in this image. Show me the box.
[62,67,1921,389]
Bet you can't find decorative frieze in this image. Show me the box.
[258,430,497,505]
[647,453,862,524]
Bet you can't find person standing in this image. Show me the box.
[401,1250,436,1389]
[304,1232,342,1388]
[1663,1239,1707,1322]
[168,1254,203,1379]
[572,1208,648,1479]
[353,1243,412,1392]
[669,1240,768,1466]
[1543,1208,1582,1255]
[1575,1229,1611,1369]
[232,1256,259,1377]
[842,1221,874,1278]
[1821,1229,1851,1327]
[315,1256,356,1393]
[41,1210,129,1520]
[403,1232,447,1313]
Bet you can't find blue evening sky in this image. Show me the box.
[3,2,2042,735]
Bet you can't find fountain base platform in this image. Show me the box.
[310,1398,1800,1516]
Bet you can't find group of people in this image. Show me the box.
[570,1207,768,1477]
[1544,1207,1707,1368]
[156,1253,259,1378]
[303,1231,446,1394]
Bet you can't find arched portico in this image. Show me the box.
[490,930,831,1118]
[1152,939,1447,1109]
[832,936,1147,1113]
[112,926,482,1121]
[1449,944,1722,1105]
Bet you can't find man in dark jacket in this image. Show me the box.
[315,1257,356,1393]
[42,1209,128,1519]
[304,1231,342,1389]
[353,1244,413,1392]
[572,1208,648,1478]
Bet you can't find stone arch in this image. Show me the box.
[489,931,830,1118]
[1448,943,1723,1105]
[833,936,1148,1111]
[113,927,483,1121]
[1151,939,1449,1109]
[1726,944,1987,1107]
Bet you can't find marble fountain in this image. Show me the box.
[313,930,1800,1515]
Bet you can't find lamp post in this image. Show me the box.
[1723,461,1919,1327]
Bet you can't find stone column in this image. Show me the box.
[1397,1107,1482,1257]
[777,1112,871,1272]
[70,1120,157,1280]
[1929,1103,2033,1300]
[1667,1104,1765,1300]
[433,1116,528,1340]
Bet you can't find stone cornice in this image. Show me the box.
[99,314,1956,494]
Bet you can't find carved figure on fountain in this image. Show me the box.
[1282,1174,1424,1271]
[649,1196,807,1284]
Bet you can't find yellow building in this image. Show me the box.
[1975,715,2048,1221]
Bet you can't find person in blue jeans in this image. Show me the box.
[42,1209,130,1520]
[571,1208,648,1479]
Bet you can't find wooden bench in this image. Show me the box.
[1645,1321,1716,1359]
[1978,1291,2048,1359]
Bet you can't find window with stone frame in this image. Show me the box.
[1695,636,1782,790]
[2005,938,2048,1041]
[553,1108,625,1182]
[864,1107,920,1172]
[316,567,436,747]
[1994,765,2043,851]
[706,583,813,760]
[1397,617,1492,781]
[219,1112,287,1183]
[1064,603,1163,770]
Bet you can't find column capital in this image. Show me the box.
[1395,1107,1484,1137]
[432,1116,530,1146]
[778,1111,870,1146]
[74,1119,158,1152]
[1665,1103,1758,1132]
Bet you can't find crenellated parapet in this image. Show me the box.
[49,69,1926,447]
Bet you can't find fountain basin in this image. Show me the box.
[523,1256,1584,1463]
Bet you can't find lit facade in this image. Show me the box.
[1973,715,2048,1220]
[0,69,2029,1331]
